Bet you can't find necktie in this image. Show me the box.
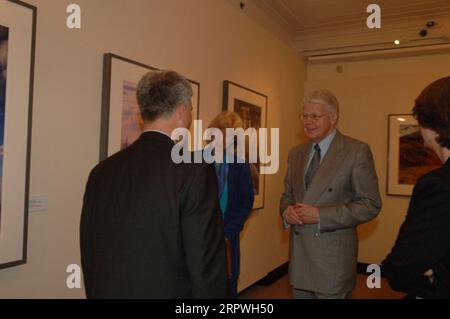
[305,144,321,190]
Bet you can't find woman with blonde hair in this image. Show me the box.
[208,111,254,298]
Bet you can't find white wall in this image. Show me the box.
[306,52,450,264]
[0,0,305,298]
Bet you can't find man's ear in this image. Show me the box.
[174,104,185,120]
[330,112,339,125]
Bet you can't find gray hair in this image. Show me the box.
[304,89,339,114]
[136,70,192,122]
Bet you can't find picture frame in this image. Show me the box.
[0,0,36,269]
[387,114,441,196]
[100,53,200,160]
[223,80,267,210]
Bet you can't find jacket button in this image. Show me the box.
[328,188,333,192]
[315,233,319,237]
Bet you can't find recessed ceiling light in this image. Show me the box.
[394,40,401,45]
[398,117,406,122]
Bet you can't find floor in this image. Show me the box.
[238,274,406,299]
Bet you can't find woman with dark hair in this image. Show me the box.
[382,76,450,299]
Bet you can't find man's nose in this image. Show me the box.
[304,118,314,125]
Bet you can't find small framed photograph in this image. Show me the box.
[100,53,200,160]
[0,0,36,268]
[223,81,267,210]
[387,114,441,196]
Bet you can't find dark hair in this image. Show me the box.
[136,70,192,122]
[413,76,450,148]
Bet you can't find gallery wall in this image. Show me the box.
[306,52,450,265]
[0,0,305,297]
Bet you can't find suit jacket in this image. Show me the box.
[280,131,382,294]
[222,161,254,294]
[80,131,227,298]
[382,158,450,298]
[223,162,254,240]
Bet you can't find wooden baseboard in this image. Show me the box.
[253,261,382,288]
[257,262,289,286]
[357,262,371,275]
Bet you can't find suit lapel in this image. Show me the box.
[303,131,346,204]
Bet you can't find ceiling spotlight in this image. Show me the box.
[394,40,401,45]
[397,117,406,122]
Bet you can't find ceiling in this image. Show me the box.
[244,0,450,56]
[258,0,450,33]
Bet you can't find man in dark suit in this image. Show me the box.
[80,70,227,298]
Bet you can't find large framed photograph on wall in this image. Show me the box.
[223,81,267,210]
[387,114,441,196]
[100,53,200,160]
[0,0,36,269]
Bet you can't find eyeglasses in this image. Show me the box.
[299,112,331,121]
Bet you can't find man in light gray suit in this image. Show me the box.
[280,90,381,299]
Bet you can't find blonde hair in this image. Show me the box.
[304,89,340,114]
[208,111,243,130]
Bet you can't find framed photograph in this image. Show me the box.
[387,114,441,196]
[0,0,36,269]
[223,81,267,210]
[100,53,200,160]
